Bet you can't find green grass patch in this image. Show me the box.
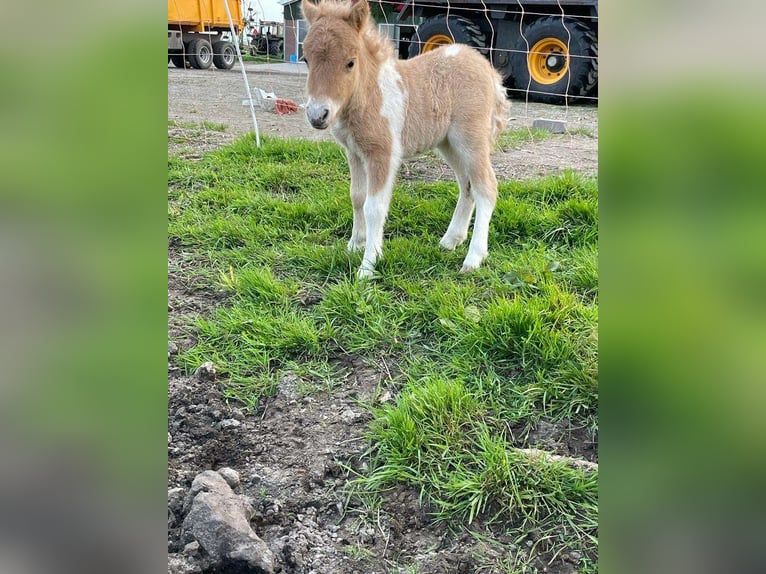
[169,134,598,567]
[495,127,553,150]
[168,119,227,132]
[241,53,280,63]
[355,378,597,562]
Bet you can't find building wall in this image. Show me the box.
[283,1,302,62]
[284,20,298,62]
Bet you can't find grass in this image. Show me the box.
[241,53,284,63]
[168,119,227,132]
[168,134,598,570]
[495,127,553,150]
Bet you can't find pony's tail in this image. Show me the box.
[491,75,509,143]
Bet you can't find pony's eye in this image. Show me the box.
[347,60,355,69]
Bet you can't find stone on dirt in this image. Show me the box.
[182,470,275,574]
[168,487,185,513]
[220,418,241,430]
[168,553,201,574]
[216,466,241,490]
[532,118,567,133]
[194,361,216,381]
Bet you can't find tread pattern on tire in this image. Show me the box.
[170,54,187,69]
[408,14,487,59]
[188,38,213,70]
[511,17,597,105]
[212,41,235,70]
[268,39,283,56]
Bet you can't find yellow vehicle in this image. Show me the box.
[168,0,243,70]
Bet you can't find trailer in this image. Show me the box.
[168,0,243,70]
[396,0,598,104]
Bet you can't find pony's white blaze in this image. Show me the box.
[301,0,509,278]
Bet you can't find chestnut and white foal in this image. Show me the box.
[301,0,508,278]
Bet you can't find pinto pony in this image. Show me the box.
[301,0,508,278]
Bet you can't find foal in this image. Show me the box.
[301,0,508,278]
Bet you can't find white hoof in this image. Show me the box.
[439,234,466,251]
[460,253,485,273]
[357,266,375,280]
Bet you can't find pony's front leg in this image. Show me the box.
[347,152,367,252]
[358,158,399,280]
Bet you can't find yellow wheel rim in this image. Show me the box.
[528,37,569,84]
[422,34,453,53]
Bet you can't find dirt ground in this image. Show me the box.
[168,63,598,573]
[168,63,597,179]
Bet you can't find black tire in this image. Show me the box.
[213,41,236,70]
[188,38,213,70]
[511,17,597,105]
[170,54,188,69]
[408,14,486,58]
[269,39,283,57]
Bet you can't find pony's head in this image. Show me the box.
[301,0,371,129]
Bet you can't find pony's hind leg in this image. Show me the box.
[437,141,474,250]
[461,156,498,273]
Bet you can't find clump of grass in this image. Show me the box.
[201,121,227,132]
[355,377,597,560]
[495,127,553,150]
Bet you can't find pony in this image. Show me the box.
[301,0,508,278]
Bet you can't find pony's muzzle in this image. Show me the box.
[306,101,330,130]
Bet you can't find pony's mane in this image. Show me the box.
[313,0,394,63]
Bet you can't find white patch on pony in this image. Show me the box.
[358,60,406,274]
[377,60,406,184]
[444,44,462,57]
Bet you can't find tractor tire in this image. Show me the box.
[511,17,597,105]
[213,41,236,70]
[170,54,188,68]
[188,38,213,70]
[269,39,283,57]
[408,14,486,58]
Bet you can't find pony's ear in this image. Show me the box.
[347,0,370,31]
[301,0,320,24]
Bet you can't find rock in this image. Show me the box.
[532,118,567,133]
[217,467,240,490]
[168,340,179,357]
[168,487,185,514]
[220,418,241,430]
[182,471,275,574]
[277,372,300,400]
[194,361,216,381]
[182,541,200,557]
[340,408,361,424]
[168,553,201,574]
